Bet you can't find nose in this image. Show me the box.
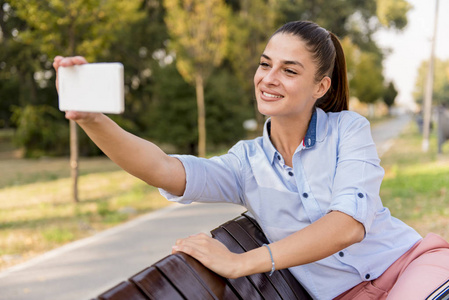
[261,68,280,86]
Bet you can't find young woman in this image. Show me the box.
[54,21,449,299]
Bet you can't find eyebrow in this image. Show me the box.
[261,54,305,69]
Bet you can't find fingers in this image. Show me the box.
[172,233,211,255]
[64,111,101,123]
[53,55,88,93]
[171,234,240,278]
[65,111,82,121]
[59,56,88,67]
[53,56,64,69]
[53,55,88,70]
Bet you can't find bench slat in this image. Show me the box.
[221,215,312,300]
[212,228,268,299]
[97,281,149,300]
[155,254,218,299]
[175,253,239,300]
[130,266,184,300]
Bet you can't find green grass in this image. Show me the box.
[379,122,449,239]
[0,159,170,270]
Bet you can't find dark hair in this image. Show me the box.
[273,21,349,112]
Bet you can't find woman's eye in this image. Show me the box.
[259,62,270,68]
[285,69,297,75]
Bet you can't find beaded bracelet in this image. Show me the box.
[262,244,275,276]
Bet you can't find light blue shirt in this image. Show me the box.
[160,108,422,300]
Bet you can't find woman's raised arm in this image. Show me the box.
[53,56,186,196]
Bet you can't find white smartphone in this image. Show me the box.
[58,62,125,114]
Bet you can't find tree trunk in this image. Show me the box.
[70,120,79,202]
[368,103,375,119]
[195,73,206,157]
[69,21,79,202]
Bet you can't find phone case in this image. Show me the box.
[58,62,124,114]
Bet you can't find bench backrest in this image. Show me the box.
[94,212,312,300]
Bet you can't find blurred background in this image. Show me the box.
[2,0,448,159]
[0,0,448,283]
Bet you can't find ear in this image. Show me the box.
[313,76,331,99]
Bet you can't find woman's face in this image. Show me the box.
[254,33,329,120]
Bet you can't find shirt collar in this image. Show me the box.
[262,108,328,164]
[303,108,317,148]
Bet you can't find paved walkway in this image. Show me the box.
[0,114,411,300]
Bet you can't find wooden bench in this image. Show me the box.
[93,213,312,300]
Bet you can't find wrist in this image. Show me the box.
[73,112,105,126]
[228,253,248,279]
[262,244,275,276]
[235,246,274,278]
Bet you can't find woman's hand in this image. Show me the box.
[53,55,88,92]
[53,55,101,123]
[172,233,244,279]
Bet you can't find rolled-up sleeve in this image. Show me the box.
[326,114,384,234]
[159,148,245,205]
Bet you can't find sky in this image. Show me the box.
[373,0,449,110]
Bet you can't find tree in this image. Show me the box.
[163,0,230,157]
[145,60,249,154]
[414,59,449,107]
[383,81,398,114]
[226,0,278,131]
[351,51,385,116]
[9,0,144,202]
[339,36,360,96]
[0,1,45,126]
[376,0,411,30]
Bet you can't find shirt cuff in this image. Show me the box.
[326,188,375,234]
[158,155,206,204]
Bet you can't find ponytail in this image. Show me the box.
[316,32,349,112]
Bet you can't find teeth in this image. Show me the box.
[263,92,283,98]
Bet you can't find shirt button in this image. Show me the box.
[365,274,370,280]
[358,193,364,198]
[302,193,308,198]
[277,155,281,160]
[288,171,294,176]
[338,251,344,257]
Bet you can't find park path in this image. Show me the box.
[0,114,411,300]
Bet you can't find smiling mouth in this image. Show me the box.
[262,91,283,99]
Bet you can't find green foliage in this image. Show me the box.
[227,0,277,97]
[383,81,398,108]
[164,0,230,83]
[0,74,19,128]
[142,61,248,154]
[204,65,251,146]
[0,0,413,157]
[144,63,198,154]
[351,52,384,104]
[11,105,69,158]
[8,0,144,59]
[376,0,411,30]
[413,59,449,106]
[276,0,375,37]
[226,0,277,127]
[163,0,231,156]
